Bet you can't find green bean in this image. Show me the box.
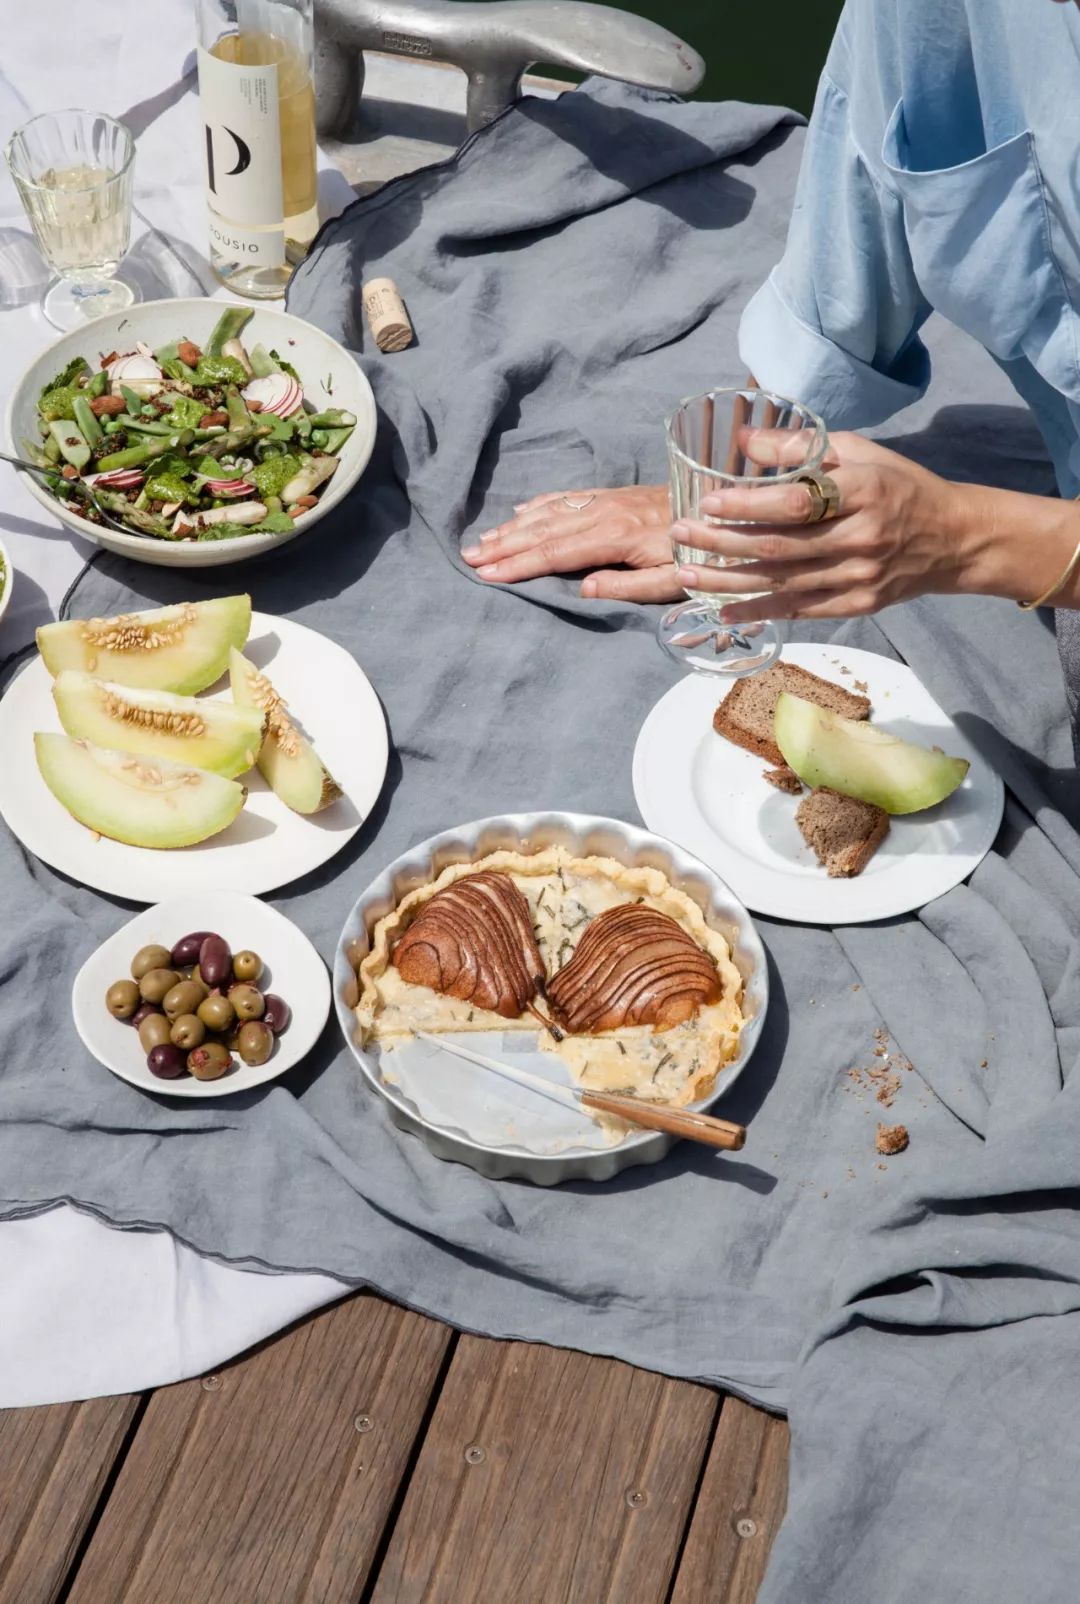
[123,417,180,437]
[87,370,109,399]
[72,395,103,447]
[248,342,279,378]
[321,426,354,455]
[206,306,254,357]
[225,386,250,432]
[304,410,356,428]
[310,428,328,449]
[119,384,148,416]
[43,433,61,464]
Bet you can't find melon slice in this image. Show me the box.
[229,647,342,814]
[36,596,251,696]
[774,693,969,815]
[35,734,246,848]
[53,672,265,779]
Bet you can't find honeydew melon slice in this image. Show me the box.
[229,647,342,814]
[36,596,251,696]
[52,672,265,779]
[774,693,969,815]
[34,734,246,848]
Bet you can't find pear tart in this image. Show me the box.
[356,847,746,1108]
[392,871,544,1019]
[547,903,722,1034]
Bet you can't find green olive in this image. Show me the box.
[163,979,207,1021]
[237,1020,273,1066]
[188,1040,232,1081]
[228,983,264,1022]
[138,967,180,1005]
[232,950,262,984]
[138,1012,173,1053]
[130,944,172,982]
[170,1013,205,1051]
[106,979,140,1019]
[197,992,235,1033]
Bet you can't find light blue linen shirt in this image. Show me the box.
[738,0,1080,495]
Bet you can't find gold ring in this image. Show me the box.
[796,472,841,524]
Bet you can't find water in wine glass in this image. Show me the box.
[23,164,130,280]
[671,532,770,610]
[658,389,828,678]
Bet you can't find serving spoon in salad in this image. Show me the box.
[0,448,147,535]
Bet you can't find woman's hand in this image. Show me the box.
[673,432,977,624]
[461,485,683,602]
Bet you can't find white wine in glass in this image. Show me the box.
[659,388,828,679]
[5,112,136,331]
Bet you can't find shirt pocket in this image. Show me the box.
[881,98,1064,363]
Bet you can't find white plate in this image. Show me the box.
[632,644,1004,925]
[0,611,387,901]
[72,892,330,1097]
[5,298,377,568]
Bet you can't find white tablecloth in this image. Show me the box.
[0,0,354,1409]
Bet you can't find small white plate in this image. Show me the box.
[72,892,330,1098]
[633,643,1004,925]
[0,610,387,902]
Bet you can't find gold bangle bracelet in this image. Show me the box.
[1018,536,1080,610]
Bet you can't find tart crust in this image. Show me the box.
[355,847,746,1109]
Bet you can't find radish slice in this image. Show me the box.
[242,373,302,417]
[205,478,256,497]
[107,351,164,399]
[107,352,162,384]
[86,469,145,490]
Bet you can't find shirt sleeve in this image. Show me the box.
[739,66,933,429]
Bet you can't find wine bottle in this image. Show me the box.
[195,0,318,299]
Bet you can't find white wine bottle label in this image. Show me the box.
[198,44,285,268]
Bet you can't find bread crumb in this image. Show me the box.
[979,1059,988,1069]
[852,984,860,992]
[876,1122,909,1155]
[763,765,803,794]
[853,679,868,693]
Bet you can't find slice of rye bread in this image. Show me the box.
[712,662,871,768]
[796,787,889,878]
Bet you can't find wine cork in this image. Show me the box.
[362,277,413,353]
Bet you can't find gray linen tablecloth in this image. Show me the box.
[3,81,1080,1601]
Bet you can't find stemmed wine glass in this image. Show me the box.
[658,388,828,678]
[5,110,137,331]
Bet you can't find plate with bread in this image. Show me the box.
[633,644,1004,924]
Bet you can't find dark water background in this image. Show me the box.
[540,2,843,115]
[674,0,842,113]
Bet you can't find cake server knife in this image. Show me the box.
[415,1031,746,1151]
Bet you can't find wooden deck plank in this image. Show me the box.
[368,1336,719,1604]
[0,1394,140,1604]
[64,1293,450,1604]
[669,1397,790,1604]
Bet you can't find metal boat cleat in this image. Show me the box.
[313,0,705,136]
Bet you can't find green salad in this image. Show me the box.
[26,307,356,542]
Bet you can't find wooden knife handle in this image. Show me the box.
[580,1092,746,1151]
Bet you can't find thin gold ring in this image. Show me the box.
[795,472,841,524]
[561,494,596,512]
